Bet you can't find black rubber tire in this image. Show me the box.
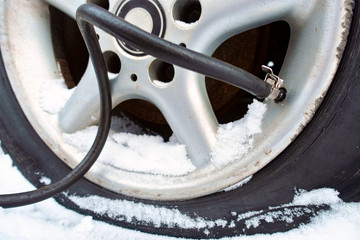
[0,2,359,239]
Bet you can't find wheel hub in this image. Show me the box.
[115,0,166,56]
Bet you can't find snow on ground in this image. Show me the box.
[0,147,360,240]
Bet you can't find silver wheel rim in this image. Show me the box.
[0,0,354,200]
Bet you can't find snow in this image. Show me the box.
[211,100,267,167]
[175,20,198,28]
[55,86,266,175]
[38,78,74,114]
[1,146,360,239]
[152,80,169,87]
[5,68,356,239]
[69,194,220,229]
[37,65,268,177]
[63,122,196,176]
[61,98,266,176]
[291,188,342,206]
[38,176,51,185]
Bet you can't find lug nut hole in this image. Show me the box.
[149,59,175,86]
[173,0,202,24]
[87,0,110,10]
[103,51,121,74]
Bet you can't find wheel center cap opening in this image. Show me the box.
[116,0,166,56]
[124,8,154,33]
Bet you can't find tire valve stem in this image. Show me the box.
[261,65,287,102]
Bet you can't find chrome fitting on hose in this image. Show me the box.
[261,65,287,102]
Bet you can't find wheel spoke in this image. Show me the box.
[188,0,301,53]
[43,0,86,18]
[58,60,136,133]
[60,60,218,168]
[150,70,218,168]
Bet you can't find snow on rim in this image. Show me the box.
[38,77,267,176]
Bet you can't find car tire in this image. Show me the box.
[0,1,359,239]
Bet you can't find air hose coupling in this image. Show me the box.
[262,65,287,102]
